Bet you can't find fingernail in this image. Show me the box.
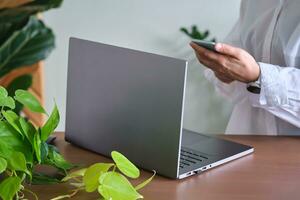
[215,43,222,51]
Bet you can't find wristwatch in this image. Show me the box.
[247,77,261,94]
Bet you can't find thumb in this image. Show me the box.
[215,43,241,58]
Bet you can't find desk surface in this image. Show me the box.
[30,133,300,200]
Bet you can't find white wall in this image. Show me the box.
[44,0,241,133]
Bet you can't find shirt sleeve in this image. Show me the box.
[248,63,300,127]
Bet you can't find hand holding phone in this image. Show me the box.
[191,39,218,53]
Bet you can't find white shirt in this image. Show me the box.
[205,0,300,135]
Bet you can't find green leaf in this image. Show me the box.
[41,103,59,141]
[0,157,7,173]
[0,176,22,200]
[135,171,156,190]
[111,151,140,179]
[0,16,55,78]
[0,96,15,109]
[31,172,62,185]
[40,141,49,162]
[6,74,32,114]
[0,86,15,109]
[180,27,189,35]
[83,163,114,192]
[0,86,8,97]
[19,117,36,144]
[14,89,46,114]
[98,172,143,200]
[6,151,27,172]
[0,121,33,162]
[46,145,73,172]
[62,168,87,182]
[2,110,22,135]
[33,130,42,163]
[0,140,12,159]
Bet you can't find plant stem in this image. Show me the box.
[50,189,80,200]
[23,188,39,200]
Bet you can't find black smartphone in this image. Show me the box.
[191,39,217,53]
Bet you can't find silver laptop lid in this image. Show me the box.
[65,37,187,178]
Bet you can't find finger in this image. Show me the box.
[190,42,220,61]
[215,43,242,59]
[190,43,224,71]
[194,50,218,70]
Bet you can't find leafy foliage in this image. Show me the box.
[0,0,62,116]
[0,86,74,200]
[56,151,156,200]
[180,25,216,42]
[0,16,55,78]
[6,74,32,114]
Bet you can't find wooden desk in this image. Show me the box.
[30,133,300,200]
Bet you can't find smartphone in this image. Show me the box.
[191,39,217,53]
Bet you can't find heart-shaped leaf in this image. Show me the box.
[0,86,15,109]
[0,87,8,97]
[0,157,7,173]
[0,176,22,200]
[111,151,140,179]
[6,74,32,114]
[83,163,114,192]
[14,89,47,114]
[6,151,27,172]
[0,121,33,162]
[2,110,22,135]
[98,172,143,200]
[0,96,15,109]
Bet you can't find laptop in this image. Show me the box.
[65,37,254,179]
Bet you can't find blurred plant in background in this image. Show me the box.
[0,0,63,114]
[180,25,216,42]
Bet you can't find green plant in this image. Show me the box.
[180,25,216,42]
[0,0,63,114]
[0,86,73,200]
[54,151,156,200]
[0,85,155,199]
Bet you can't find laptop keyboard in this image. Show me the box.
[180,147,208,169]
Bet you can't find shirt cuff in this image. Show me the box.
[248,62,288,107]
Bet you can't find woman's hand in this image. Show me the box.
[190,42,260,84]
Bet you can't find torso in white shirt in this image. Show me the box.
[207,0,300,135]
